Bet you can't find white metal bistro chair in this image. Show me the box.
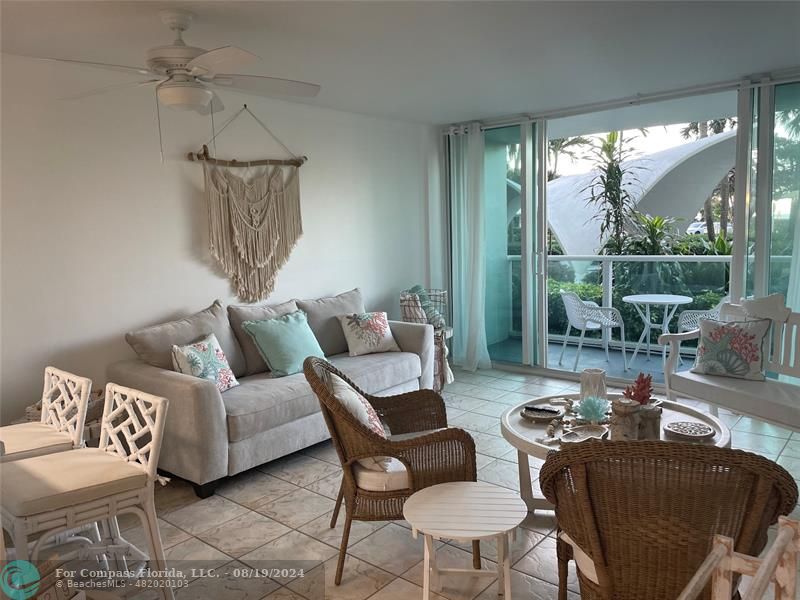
[0,367,92,463]
[0,383,173,599]
[559,291,628,372]
[675,296,729,365]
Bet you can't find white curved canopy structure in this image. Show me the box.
[546,130,736,255]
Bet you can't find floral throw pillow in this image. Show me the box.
[171,333,240,392]
[326,372,389,472]
[691,318,771,381]
[338,312,400,356]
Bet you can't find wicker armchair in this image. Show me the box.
[303,357,479,585]
[540,441,798,600]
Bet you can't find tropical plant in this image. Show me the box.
[584,131,641,255]
[624,213,677,255]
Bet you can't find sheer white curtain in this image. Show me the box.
[449,123,492,371]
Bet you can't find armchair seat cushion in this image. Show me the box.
[1,448,147,516]
[328,353,421,393]
[0,422,74,463]
[671,370,799,429]
[353,457,409,492]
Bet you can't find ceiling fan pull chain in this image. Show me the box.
[155,87,164,164]
[210,97,217,156]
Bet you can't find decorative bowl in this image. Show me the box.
[520,406,565,423]
[561,424,609,444]
[663,421,715,440]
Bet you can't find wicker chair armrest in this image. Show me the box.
[363,427,477,490]
[367,389,448,435]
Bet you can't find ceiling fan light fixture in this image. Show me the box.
[157,81,213,111]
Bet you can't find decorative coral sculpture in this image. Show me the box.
[623,372,654,405]
[576,396,610,424]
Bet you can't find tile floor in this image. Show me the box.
[122,368,800,600]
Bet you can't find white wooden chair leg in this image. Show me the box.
[559,325,571,366]
[619,323,628,371]
[140,499,174,600]
[12,522,29,561]
[573,329,586,371]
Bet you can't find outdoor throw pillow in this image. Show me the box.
[326,372,389,471]
[242,311,325,377]
[408,285,446,329]
[171,333,240,392]
[691,318,771,381]
[338,312,400,356]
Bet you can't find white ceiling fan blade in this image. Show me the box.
[187,46,257,78]
[6,53,152,76]
[209,74,320,98]
[196,93,226,115]
[60,79,162,100]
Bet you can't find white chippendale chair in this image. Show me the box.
[0,367,92,462]
[559,291,628,372]
[0,383,174,599]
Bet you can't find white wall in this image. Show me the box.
[0,57,435,422]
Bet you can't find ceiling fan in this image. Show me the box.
[14,9,320,114]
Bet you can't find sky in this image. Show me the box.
[555,122,735,177]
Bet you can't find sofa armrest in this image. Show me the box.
[106,360,228,485]
[388,321,434,389]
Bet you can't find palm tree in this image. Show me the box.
[547,136,591,180]
[681,118,737,242]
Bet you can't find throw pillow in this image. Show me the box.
[242,311,325,377]
[326,372,389,471]
[691,318,771,381]
[171,333,240,392]
[408,285,446,329]
[296,288,365,356]
[338,312,400,356]
[228,300,299,375]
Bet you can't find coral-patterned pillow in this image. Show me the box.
[171,333,240,392]
[337,312,400,357]
[691,319,770,381]
[326,372,389,472]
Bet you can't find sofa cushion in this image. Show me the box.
[243,311,325,377]
[1,448,148,516]
[126,300,246,377]
[221,373,321,442]
[228,300,298,376]
[296,288,365,356]
[328,352,421,392]
[223,352,422,443]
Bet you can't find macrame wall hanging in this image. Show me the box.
[188,105,306,302]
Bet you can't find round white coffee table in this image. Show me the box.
[623,293,692,362]
[500,393,731,512]
[403,481,527,599]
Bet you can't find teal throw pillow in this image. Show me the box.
[242,311,325,377]
[408,285,446,329]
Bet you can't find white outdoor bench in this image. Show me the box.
[660,294,800,431]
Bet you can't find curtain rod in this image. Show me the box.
[443,66,800,133]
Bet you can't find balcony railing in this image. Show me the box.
[506,253,734,351]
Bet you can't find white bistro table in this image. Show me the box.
[500,393,731,513]
[622,293,692,362]
[403,481,527,599]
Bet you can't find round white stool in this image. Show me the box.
[403,481,527,599]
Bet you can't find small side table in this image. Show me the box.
[622,294,692,363]
[403,482,527,599]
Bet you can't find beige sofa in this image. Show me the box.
[107,289,434,497]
